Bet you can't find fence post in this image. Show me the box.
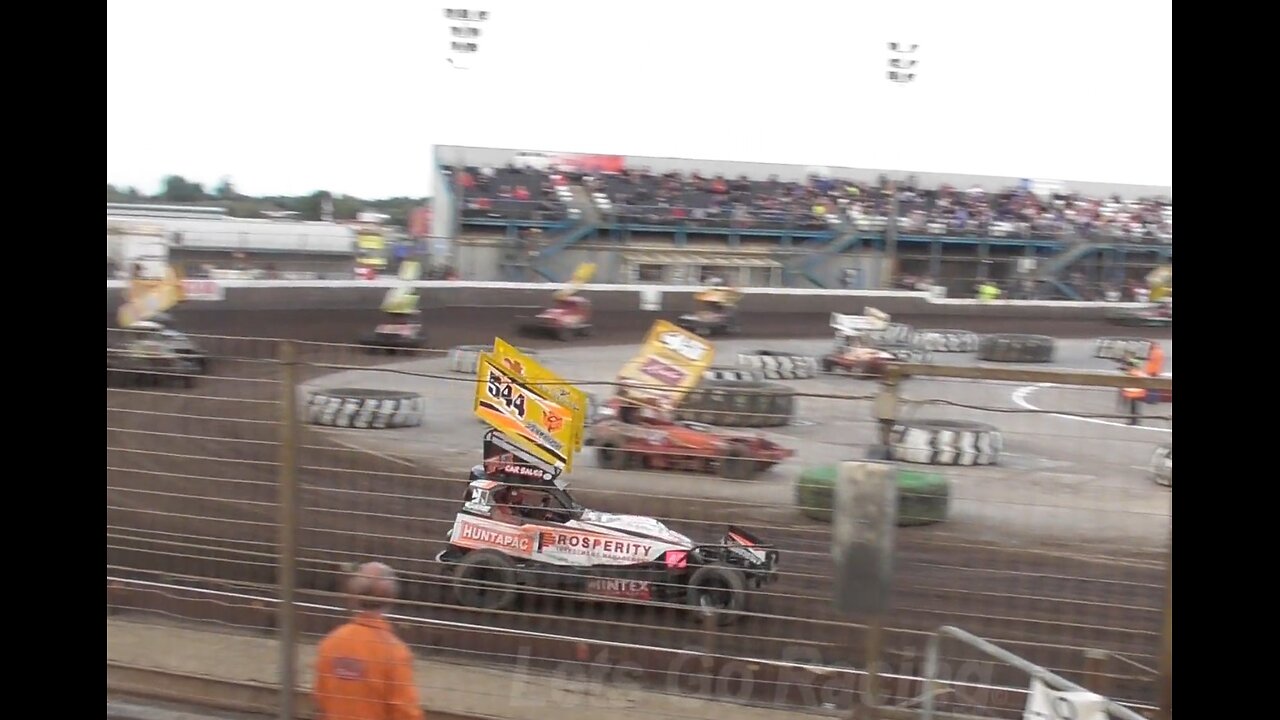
[278,340,301,720]
[863,618,885,719]
[1156,531,1172,720]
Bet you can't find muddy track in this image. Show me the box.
[106,308,1169,710]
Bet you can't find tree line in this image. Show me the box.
[107,175,429,227]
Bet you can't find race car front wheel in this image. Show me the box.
[452,550,519,612]
[686,563,747,626]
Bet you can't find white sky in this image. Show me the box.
[107,0,1172,199]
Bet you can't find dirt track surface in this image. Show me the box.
[106,307,1170,714]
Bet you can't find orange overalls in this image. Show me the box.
[1145,343,1165,377]
[313,612,424,720]
[1122,367,1148,401]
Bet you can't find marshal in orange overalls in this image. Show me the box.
[313,612,424,720]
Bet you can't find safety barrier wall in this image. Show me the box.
[107,329,1172,720]
[106,280,1154,318]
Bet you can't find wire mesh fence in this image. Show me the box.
[106,331,1172,720]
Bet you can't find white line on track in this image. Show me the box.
[1011,384,1171,434]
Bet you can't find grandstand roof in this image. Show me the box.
[435,145,1171,201]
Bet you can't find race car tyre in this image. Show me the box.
[719,446,757,481]
[1094,336,1155,361]
[1150,443,1172,487]
[736,351,819,380]
[887,419,1003,465]
[977,334,1055,363]
[793,464,950,526]
[867,323,915,347]
[676,379,796,428]
[451,550,519,612]
[448,345,490,374]
[686,563,748,626]
[595,442,635,471]
[304,388,426,429]
[912,330,980,353]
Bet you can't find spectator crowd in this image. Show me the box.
[445,163,1172,244]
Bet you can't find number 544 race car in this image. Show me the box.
[436,431,780,625]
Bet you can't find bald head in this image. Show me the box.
[345,561,399,612]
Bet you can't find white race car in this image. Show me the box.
[436,430,779,624]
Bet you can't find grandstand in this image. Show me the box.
[433,146,1172,299]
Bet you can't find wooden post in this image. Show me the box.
[277,340,300,720]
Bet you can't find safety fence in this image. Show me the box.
[106,329,1172,719]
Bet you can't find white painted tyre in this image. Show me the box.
[736,351,820,380]
[888,419,1003,466]
[912,330,980,353]
[305,388,426,429]
[1094,337,1155,360]
[1150,443,1172,487]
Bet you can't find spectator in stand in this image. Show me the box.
[445,163,1170,243]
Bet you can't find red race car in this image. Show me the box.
[586,399,792,480]
[515,294,594,341]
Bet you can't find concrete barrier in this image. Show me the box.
[107,280,1152,320]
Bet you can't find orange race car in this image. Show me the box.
[586,398,792,480]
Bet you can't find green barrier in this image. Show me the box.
[795,463,950,526]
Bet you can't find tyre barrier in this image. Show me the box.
[736,351,820,380]
[449,344,538,374]
[675,379,796,428]
[305,387,426,429]
[866,323,915,347]
[794,464,950,526]
[888,419,1003,466]
[881,345,934,364]
[1150,443,1172,487]
[1094,336,1154,361]
[977,333,1056,363]
[911,329,980,353]
[703,367,760,383]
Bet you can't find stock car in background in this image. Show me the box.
[107,317,209,387]
[359,311,425,353]
[676,285,743,337]
[586,398,793,480]
[821,310,929,376]
[1106,299,1172,327]
[514,294,594,341]
[437,431,779,624]
[515,262,597,341]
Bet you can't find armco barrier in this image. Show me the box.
[107,280,1160,320]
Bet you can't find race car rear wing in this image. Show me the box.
[830,308,890,336]
[482,428,568,489]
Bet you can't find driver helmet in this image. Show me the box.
[496,486,525,509]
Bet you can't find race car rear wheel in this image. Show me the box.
[719,446,757,481]
[596,443,633,471]
[686,563,748,626]
[451,550,519,612]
